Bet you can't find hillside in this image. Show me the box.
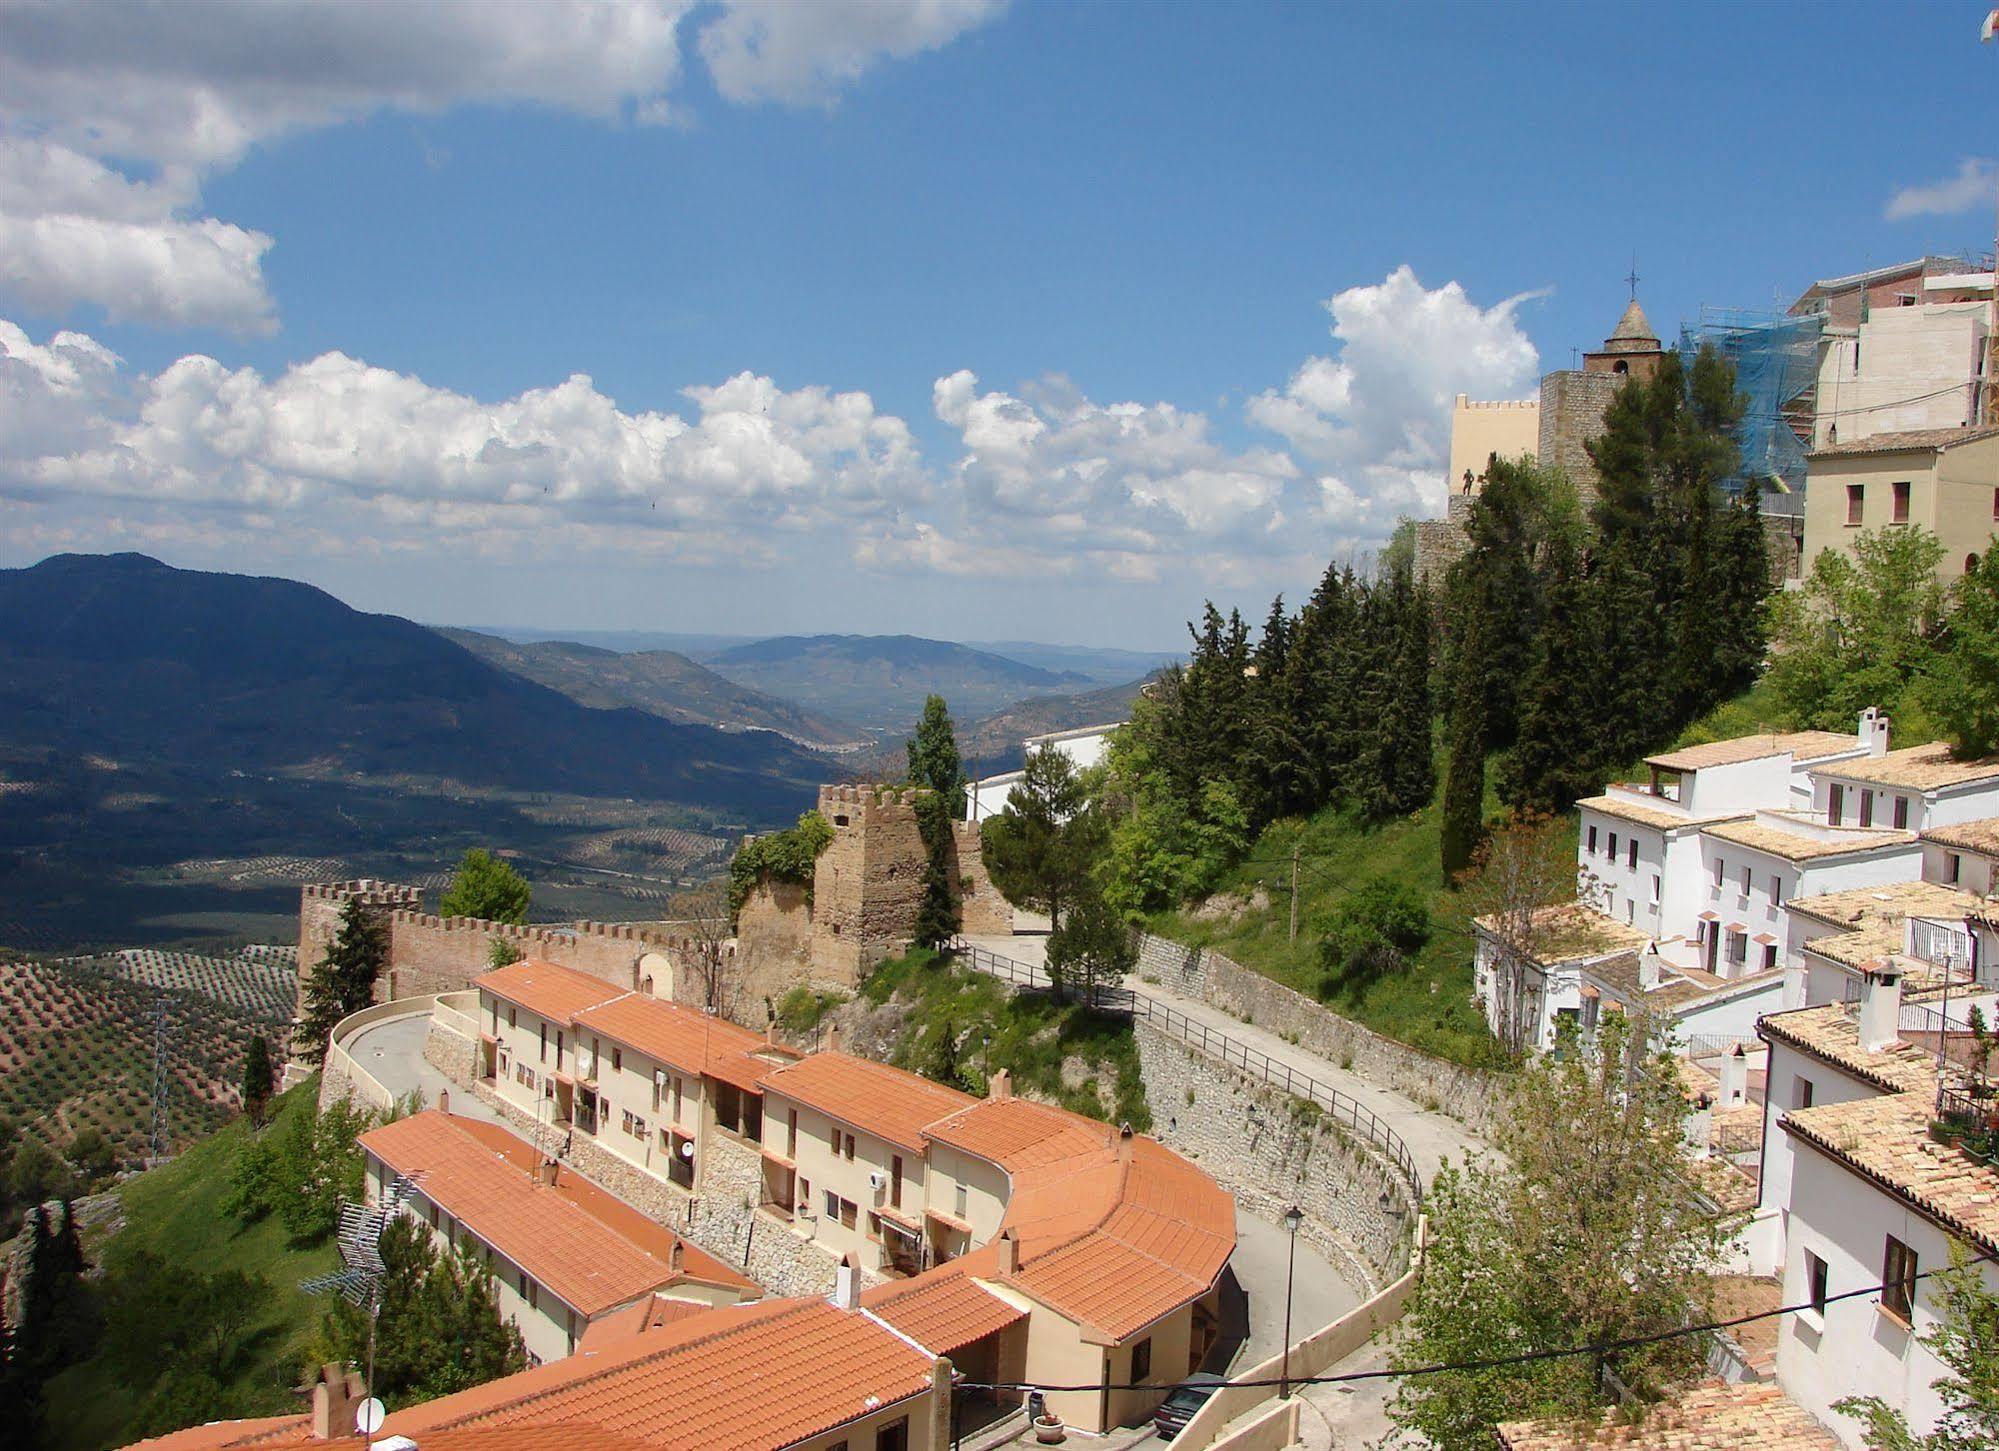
[959,675,1153,773]
[437,628,867,750]
[699,634,1091,730]
[963,640,1180,684]
[0,554,825,819]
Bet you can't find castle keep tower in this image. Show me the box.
[295,878,423,1021]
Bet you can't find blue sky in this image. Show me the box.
[1,1,1996,649]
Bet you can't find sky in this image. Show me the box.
[1,1,1996,650]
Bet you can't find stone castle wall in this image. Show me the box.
[1536,369,1621,505]
[1413,494,1476,585]
[734,879,816,1011]
[952,820,1013,936]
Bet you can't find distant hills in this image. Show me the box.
[0,554,825,822]
[959,675,1154,774]
[696,634,1093,731]
[962,640,1179,685]
[438,629,867,750]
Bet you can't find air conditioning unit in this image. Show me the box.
[654,1069,668,1090]
[868,1170,888,1193]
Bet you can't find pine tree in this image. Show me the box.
[979,744,1094,926]
[241,1035,274,1127]
[906,694,967,817]
[438,848,531,924]
[1499,536,1596,815]
[1440,602,1489,880]
[1707,480,1772,701]
[296,898,389,1065]
[1366,559,1435,819]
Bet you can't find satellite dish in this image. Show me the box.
[679,1139,694,1158]
[356,1398,386,1435]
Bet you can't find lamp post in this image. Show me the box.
[1280,1205,1303,1400]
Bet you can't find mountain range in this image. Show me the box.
[0,554,825,822]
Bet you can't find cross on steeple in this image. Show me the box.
[1624,256,1641,299]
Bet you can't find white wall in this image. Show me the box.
[1777,1139,1996,1446]
[1812,301,1987,448]
[1748,1040,1893,1275]
[1577,813,1666,935]
[965,726,1121,822]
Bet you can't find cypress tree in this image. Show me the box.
[911,791,961,950]
[1364,559,1435,819]
[296,898,388,1065]
[1708,480,1772,699]
[906,695,968,817]
[1499,536,1596,814]
[1440,601,1489,880]
[241,1035,274,1127]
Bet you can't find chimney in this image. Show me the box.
[995,1227,1019,1275]
[309,1363,365,1439]
[1638,949,1661,992]
[1718,1044,1748,1107]
[823,1023,841,1054]
[988,1068,1012,1102]
[833,1252,860,1310]
[437,1089,449,1115]
[1116,1122,1134,1165]
[1858,964,1903,1052]
[538,1158,559,1187]
[1860,707,1891,757]
[669,1239,684,1275]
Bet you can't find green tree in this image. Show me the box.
[728,809,834,920]
[317,1216,525,1408]
[297,897,390,1065]
[225,1096,371,1244]
[6,1138,77,1210]
[241,1034,274,1127]
[439,848,531,924]
[1389,1014,1719,1446]
[1317,878,1430,1003]
[980,744,1097,926]
[64,1127,115,1186]
[486,936,523,970]
[1767,526,1946,730]
[1045,884,1137,1005]
[911,790,961,951]
[1835,1240,1999,1451]
[905,694,968,817]
[1497,533,1596,816]
[1440,605,1489,880]
[1922,550,1999,758]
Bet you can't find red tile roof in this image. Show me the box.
[923,1095,1114,1171]
[575,1293,715,1351]
[1497,1380,1838,1448]
[262,1432,655,1451]
[385,1296,936,1451]
[123,1416,311,1450]
[861,1267,1026,1353]
[572,992,787,1093]
[758,1051,978,1150]
[359,1111,753,1315]
[475,959,627,1023]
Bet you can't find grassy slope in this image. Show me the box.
[1147,682,1793,1070]
[45,1082,337,1451]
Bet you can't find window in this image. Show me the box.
[1882,1236,1918,1324]
[612,1047,621,1072]
[1948,852,1963,885]
[823,1192,857,1230]
[1627,839,1638,870]
[891,1154,904,1208]
[1607,831,1618,863]
[1893,795,1909,829]
[1131,1337,1153,1380]
[508,1006,517,1030]
[621,1109,646,1139]
[743,1095,763,1144]
[1846,483,1864,526]
[555,1030,564,1071]
[1794,1075,1815,1109]
[841,1132,857,1160]
[1713,857,1725,888]
[1859,791,1873,827]
[497,1046,509,1077]
[1770,874,1783,905]
[1650,874,1661,905]
[875,1419,908,1451]
[1806,1250,1829,1315]
[954,1183,968,1217]
[1726,931,1748,967]
[1587,825,1598,854]
[715,1083,745,1134]
[1762,943,1778,973]
[540,1022,547,1063]
[1890,480,1910,524]
[1828,784,1844,824]
[788,1108,799,1155]
[1992,486,1998,522]
[1739,864,1751,896]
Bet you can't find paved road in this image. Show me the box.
[961,933,1490,1185]
[344,1010,503,1126]
[1230,1206,1360,1368]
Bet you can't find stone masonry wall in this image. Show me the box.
[810,785,928,982]
[952,821,1013,937]
[1535,369,1620,504]
[734,880,816,1009]
[1135,934,1511,1139]
[296,880,423,1024]
[1137,1021,1402,1295]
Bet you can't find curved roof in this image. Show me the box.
[1602,297,1659,349]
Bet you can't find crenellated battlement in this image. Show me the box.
[302,879,424,909]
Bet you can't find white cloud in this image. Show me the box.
[0,1,1006,330]
[1247,265,1541,540]
[1885,158,1999,221]
[698,0,1008,104]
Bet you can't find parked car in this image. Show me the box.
[1153,1372,1226,1440]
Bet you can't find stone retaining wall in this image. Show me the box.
[1137,1021,1406,1294]
[1136,934,1511,1139]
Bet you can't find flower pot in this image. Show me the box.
[1033,1414,1067,1444]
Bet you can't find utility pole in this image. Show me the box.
[1288,844,1301,944]
[149,994,171,1163]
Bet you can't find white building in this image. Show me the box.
[965,722,1123,822]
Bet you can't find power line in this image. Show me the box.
[957,1250,1996,1397]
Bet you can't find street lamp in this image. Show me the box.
[1280,1205,1304,1400]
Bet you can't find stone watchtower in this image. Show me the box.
[295,879,423,1026]
[1537,294,1671,505]
[807,785,1011,984]
[1583,297,1668,382]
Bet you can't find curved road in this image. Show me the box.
[343,1010,503,1127]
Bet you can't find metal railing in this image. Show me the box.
[950,940,1424,1213]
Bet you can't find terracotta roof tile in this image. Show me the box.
[122,1416,312,1450]
[1784,1091,1999,1255]
[1786,880,1981,931]
[1701,817,1913,863]
[1645,731,1861,772]
[861,1268,1026,1353]
[1921,815,1999,856]
[1496,1380,1837,1448]
[1576,794,1745,832]
[923,1095,1115,1171]
[359,1111,753,1316]
[1813,741,1999,791]
[387,1296,935,1451]
[259,1431,653,1451]
[575,1293,715,1351]
[1758,1004,1940,1094]
[758,1051,977,1151]
[1809,423,1999,458]
[1473,903,1651,968]
[572,993,788,1093]
[475,960,627,1024]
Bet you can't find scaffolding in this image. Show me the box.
[1677,307,1824,517]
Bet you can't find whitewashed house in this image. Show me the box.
[965,722,1122,822]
